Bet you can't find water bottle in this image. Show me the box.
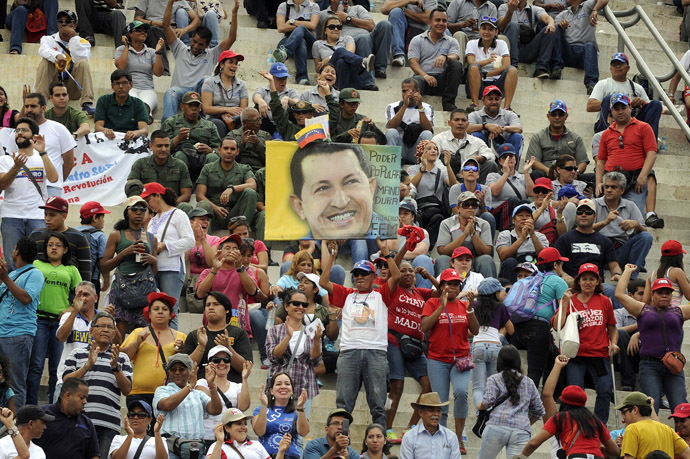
[659,136,667,153]
[267,50,275,66]
[369,0,374,11]
[266,306,276,330]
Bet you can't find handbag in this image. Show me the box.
[391,330,425,360]
[555,300,581,359]
[444,309,474,372]
[25,7,46,42]
[656,308,686,375]
[112,233,157,310]
[472,392,510,438]
[165,437,204,459]
[184,273,205,313]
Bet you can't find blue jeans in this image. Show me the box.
[1,218,44,271]
[623,182,648,217]
[478,424,530,459]
[328,47,375,89]
[5,0,57,53]
[427,358,471,425]
[472,131,525,160]
[176,9,220,47]
[502,22,556,70]
[0,335,34,409]
[565,356,613,423]
[335,349,388,427]
[388,7,410,57]
[616,232,653,277]
[249,307,269,361]
[339,239,378,264]
[162,79,206,121]
[410,255,434,289]
[353,21,393,73]
[639,359,687,413]
[385,129,433,165]
[278,262,346,286]
[157,269,186,330]
[27,318,63,405]
[278,26,317,83]
[470,342,501,411]
[96,426,119,459]
[552,27,598,86]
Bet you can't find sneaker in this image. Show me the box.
[466,103,479,113]
[85,36,95,47]
[375,69,387,79]
[261,358,270,370]
[257,21,269,28]
[645,213,665,228]
[505,106,519,117]
[621,385,634,391]
[362,53,375,73]
[533,69,549,79]
[550,68,562,80]
[586,85,595,95]
[443,104,458,112]
[273,46,288,63]
[459,441,467,455]
[362,84,379,91]
[82,103,95,116]
[386,430,402,444]
[392,55,405,67]
[298,78,311,85]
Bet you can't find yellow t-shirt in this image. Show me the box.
[123,327,187,394]
[621,419,689,459]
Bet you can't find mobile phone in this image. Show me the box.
[341,419,349,437]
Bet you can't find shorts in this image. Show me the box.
[387,341,428,381]
[466,65,513,100]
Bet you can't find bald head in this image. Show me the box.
[241,107,260,122]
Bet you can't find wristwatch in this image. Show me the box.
[290,18,296,25]
[237,265,246,273]
[227,185,236,192]
[112,364,121,373]
[345,15,352,23]
[38,151,47,157]
[7,427,18,437]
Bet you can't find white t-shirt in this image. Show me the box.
[385,101,434,134]
[206,441,270,459]
[0,436,46,459]
[108,435,162,459]
[39,119,77,187]
[197,378,243,441]
[465,39,511,81]
[434,271,484,292]
[590,77,650,103]
[332,284,389,351]
[56,312,93,383]
[0,152,48,219]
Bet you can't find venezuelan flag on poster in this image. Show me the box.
[294,124,326,147]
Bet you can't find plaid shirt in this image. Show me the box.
[482,370,545,432]
[265,323,322,399]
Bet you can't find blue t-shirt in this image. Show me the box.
[252,405,301,457]
[535,272,569,320]
[276,275,329,298]
[76,226,107,281]
[0,265,45,337]
[0,387,15,407]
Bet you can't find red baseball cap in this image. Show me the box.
[140,182,166,199]
[39,196,69,213]
[451,246,474,259]
[533,177,554,191]
[537,247,568,264]
[482,85,502,98]
[218,50,244,63]
[577,263,599,277]
[144,292,177,323]
[661,240,686,257]
[669,403,690,419]
[218,234,242,248]
[79,201,111,219]
[439,268,463,282]
[652,278,674,292]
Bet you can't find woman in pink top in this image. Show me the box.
[228,216,269,272]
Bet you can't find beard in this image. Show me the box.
[16,137,31,149]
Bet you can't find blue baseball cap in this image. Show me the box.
[512,203,533,218]
[549,100,567,114]
[127,400,153,416]
[270,62,291,78]
[351,260,377,274]
[610,93,630,109]
[611,52,629,64]
[558,184,585,200]
[497,143,517,158]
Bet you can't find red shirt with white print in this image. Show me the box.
[553,294,615,358]
[422,297,471,363]
[387,286,434,345]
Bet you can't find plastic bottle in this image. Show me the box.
[659,136,667,153]
[266,306,276,330]
[369,0,374,11]
[267,50,275,66]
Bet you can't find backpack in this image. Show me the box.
[504,271,556,323]
[81,227,103,279]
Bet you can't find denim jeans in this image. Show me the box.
[0,335,34,409]
[478,424,531,459]
[353,21,393,73]
[5,0,57,53]
[639,359,687,413]
[328,47,376,89]
[335,349,388,427]
[176,9,220,47]
[249,307,269,361]
[616,232,653,277]
[339,239,378,264]
[615,329,639,388]
[513,318,556,389]
[47,185,62,197]
[502,22,556,70]
[1,218,45,271]
[622,182,648,217]
[388,7,410,57]
[566,356,613,423]
[471,342,502,410]
[157,269,186,329]
[552,27,598,86]
[96,426,119,459]
[427,358,471,426]
[163,78,206,121]
[27,318,63,405]
[499,257,522,284]
[278,26,317,83]
[385,129,433,165]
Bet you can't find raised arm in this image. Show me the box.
[615,264,645,317]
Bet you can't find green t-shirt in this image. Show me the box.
[33,260,82,316]
[45,106,89,134]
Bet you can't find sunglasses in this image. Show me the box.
[130,206,148,213]
[58,19,73,24]
[560,166,578,172]
[461,201,479,209]
[352,271,370,278]
[289,300,309,308]
[463,165,479,172]
[481,16,497,21]
[194,250,203,265]
[127,412,149,419]
[210,357,231,364]
[576,209,596,216]
[534,188,550,195]
[326,24,343,30]
[618,135,624,149]
[229,216,248,223]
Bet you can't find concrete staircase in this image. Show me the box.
[8,0,690,455]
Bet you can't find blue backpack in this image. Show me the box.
[504,271,556,323]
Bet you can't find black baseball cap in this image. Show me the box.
[16,405,55,425]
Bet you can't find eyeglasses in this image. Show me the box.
[326,24,343,30]
[534,188,550,195]
[113,80,131,87]
[463,165,479,172]
[133,28,148,33]
[15,127,32,133]
[576,209,596,216]
[560,166,578,172]
[210,357,231,364]
[130,206,148,213]
[289,300,309,308]
[618,135,624,149]
[461,201,479,209]
[328,421,345,427]
[92,324,115,329]
[243,237,255,245]
[619,408,631,415]
[47,243,64,248]
[127,412,149,419]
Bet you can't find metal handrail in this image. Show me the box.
[603,4,690,140]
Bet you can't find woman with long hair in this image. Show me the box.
[471,278,513,411]
[142,183,195,327]
[252,372,309,459]
[299,63,339,115]
[228,215,269,272]
[477,345,544,459]
[311,16,376,90]
[547,154,588,199]
[553,263,617,423]
[643,240,690,307]
[201,50,249,138]
[361,424,387,459]
[209,408,271,459]
[102,196,158,338]
[0,86,20,128]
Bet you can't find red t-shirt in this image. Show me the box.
[387,286,433,345]
[422,297,471,363]
[544,413,611,455]
[598,118,657,171]
[553,294,615,358]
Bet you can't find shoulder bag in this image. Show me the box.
[112,232,157,310]
[132,436,151,459]
[656,308,686,375]
[472,391,510,438]
[444,308,474,372]
[555,300,580,359]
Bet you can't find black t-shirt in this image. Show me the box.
[554,229,618,278]
[35,403,99,459]
[182,324,253,383]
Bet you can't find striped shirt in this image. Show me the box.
[62,344,133,432]
[154,383,211,440]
